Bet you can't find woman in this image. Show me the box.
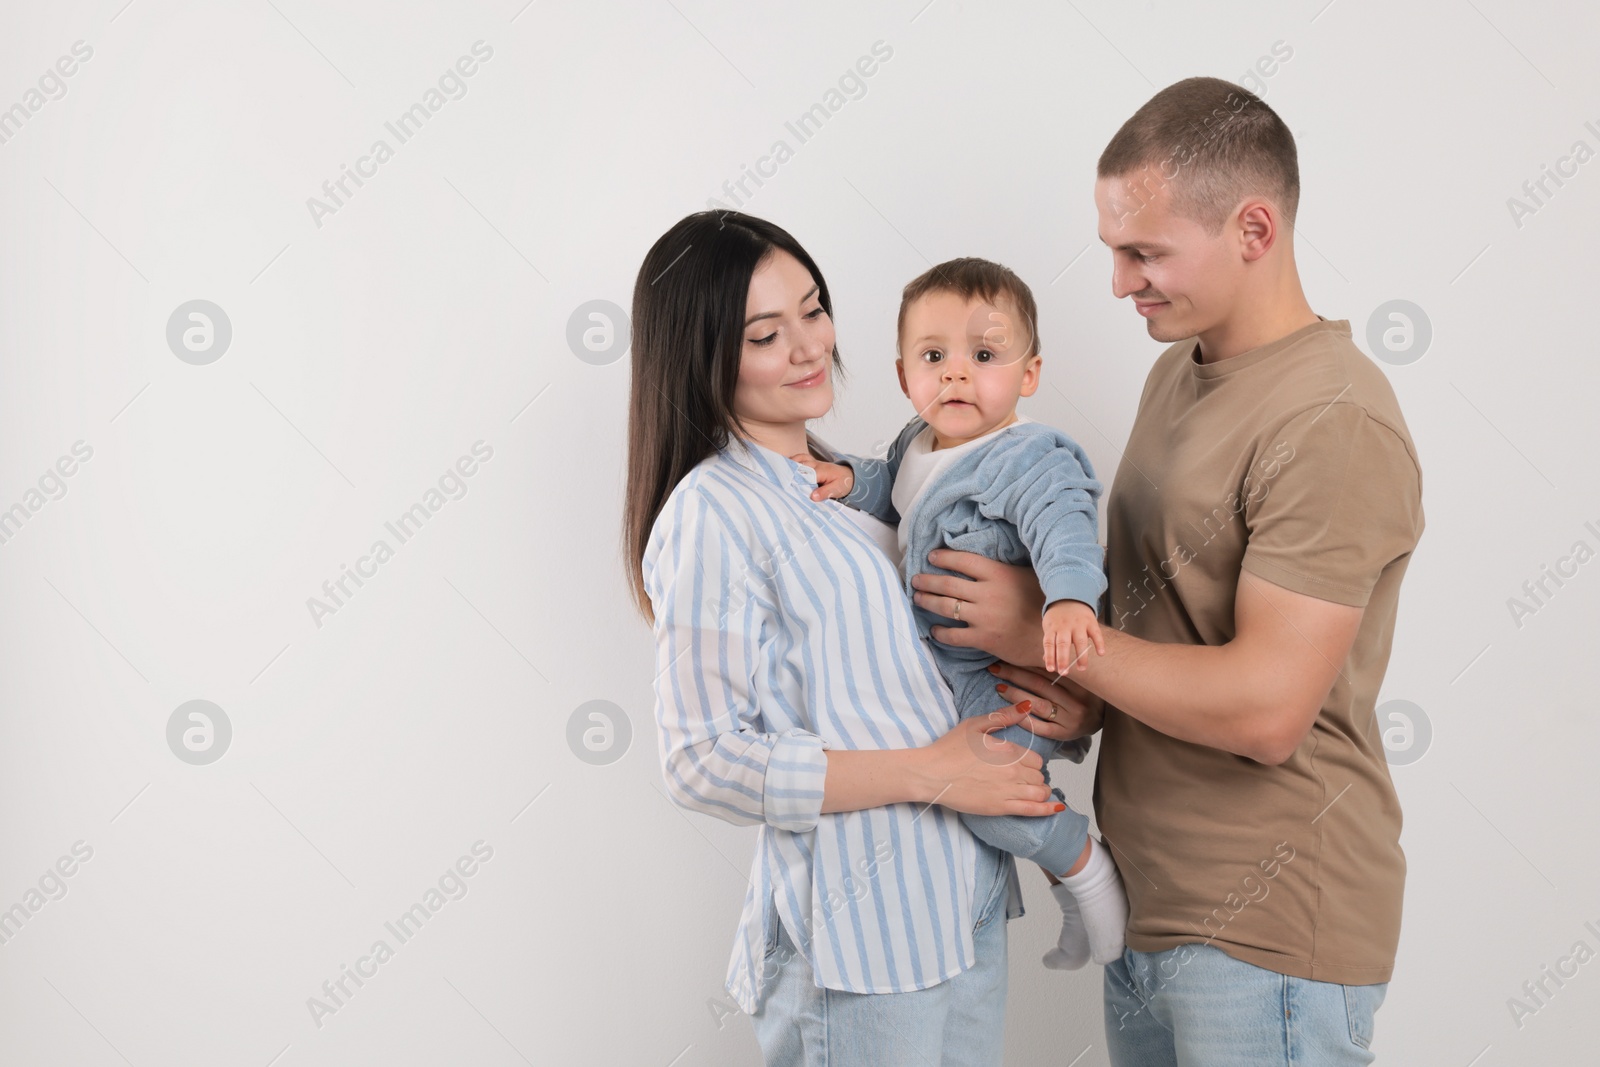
[622,210,1100,1065]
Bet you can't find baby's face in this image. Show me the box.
[896,290,1041,447]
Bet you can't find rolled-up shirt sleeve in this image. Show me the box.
[643,485,829,832]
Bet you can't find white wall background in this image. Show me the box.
[0,0,1595,1063]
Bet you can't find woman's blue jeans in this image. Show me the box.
[749,840,1011,1066]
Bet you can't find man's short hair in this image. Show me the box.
[1098,76,1300,235]
[897,257,1040,360]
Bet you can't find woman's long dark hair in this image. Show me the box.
[623,211,846,624]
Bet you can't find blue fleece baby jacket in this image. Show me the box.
[837,414,1107,762]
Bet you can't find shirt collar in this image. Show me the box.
[727,431,832,491]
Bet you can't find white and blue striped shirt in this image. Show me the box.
[642,431,1022,1014]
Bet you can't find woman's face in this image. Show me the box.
[734,248,836,435]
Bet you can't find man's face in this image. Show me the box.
[1094,170,1239,344]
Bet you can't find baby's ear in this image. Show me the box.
[1018,353,1043,396]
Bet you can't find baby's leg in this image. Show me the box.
[947,656,1127,965]
[959,782,1089,876]
[945,657,1092,876]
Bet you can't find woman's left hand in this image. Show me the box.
[984,661,1104,744]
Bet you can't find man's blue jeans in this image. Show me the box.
[1104,943,1388,1066]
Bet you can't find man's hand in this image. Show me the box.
[792,455,855,502]
[1042,599,1105,675]
[910,549,1048,669]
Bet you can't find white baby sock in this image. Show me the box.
[1058,838,1129,966]
[1041,880,1090,970]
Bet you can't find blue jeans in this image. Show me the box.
[1104,943,1388,1066]
[750,840,1011,1066]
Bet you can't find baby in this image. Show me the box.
[794,257,1128,969]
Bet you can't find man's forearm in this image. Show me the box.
[1066,628,1278,760]
[918,553,1343,764]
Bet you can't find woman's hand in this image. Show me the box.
[909,550,1049,670]
[912,702,1065,817]
[985,662,1105,745]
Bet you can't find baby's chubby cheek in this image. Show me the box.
[907,381,943,412]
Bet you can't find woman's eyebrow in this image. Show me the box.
[745,285,820,326]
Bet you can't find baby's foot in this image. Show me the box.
[1041,881,1090,970]
[1058,837,1129,965]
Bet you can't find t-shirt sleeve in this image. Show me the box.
[1240,402,1423,608]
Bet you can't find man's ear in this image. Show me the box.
[1237,199,1277,263]
[1019,353,1043,397]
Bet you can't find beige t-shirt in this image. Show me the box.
[1095,316,1425,985]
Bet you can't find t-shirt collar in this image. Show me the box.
[1189,316,1349,380]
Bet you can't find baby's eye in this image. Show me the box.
[973,348,997,364]
[921,349,944,363]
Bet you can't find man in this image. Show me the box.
[908,76,1424,1065]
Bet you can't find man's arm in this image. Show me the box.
[912,550,1362,765]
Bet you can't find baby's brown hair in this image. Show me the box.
[897,257,1040,360]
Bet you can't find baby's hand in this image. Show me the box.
[792,455,855,502]
[1042,599,1106,676]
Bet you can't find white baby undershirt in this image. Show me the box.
[891,413,1033,572]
